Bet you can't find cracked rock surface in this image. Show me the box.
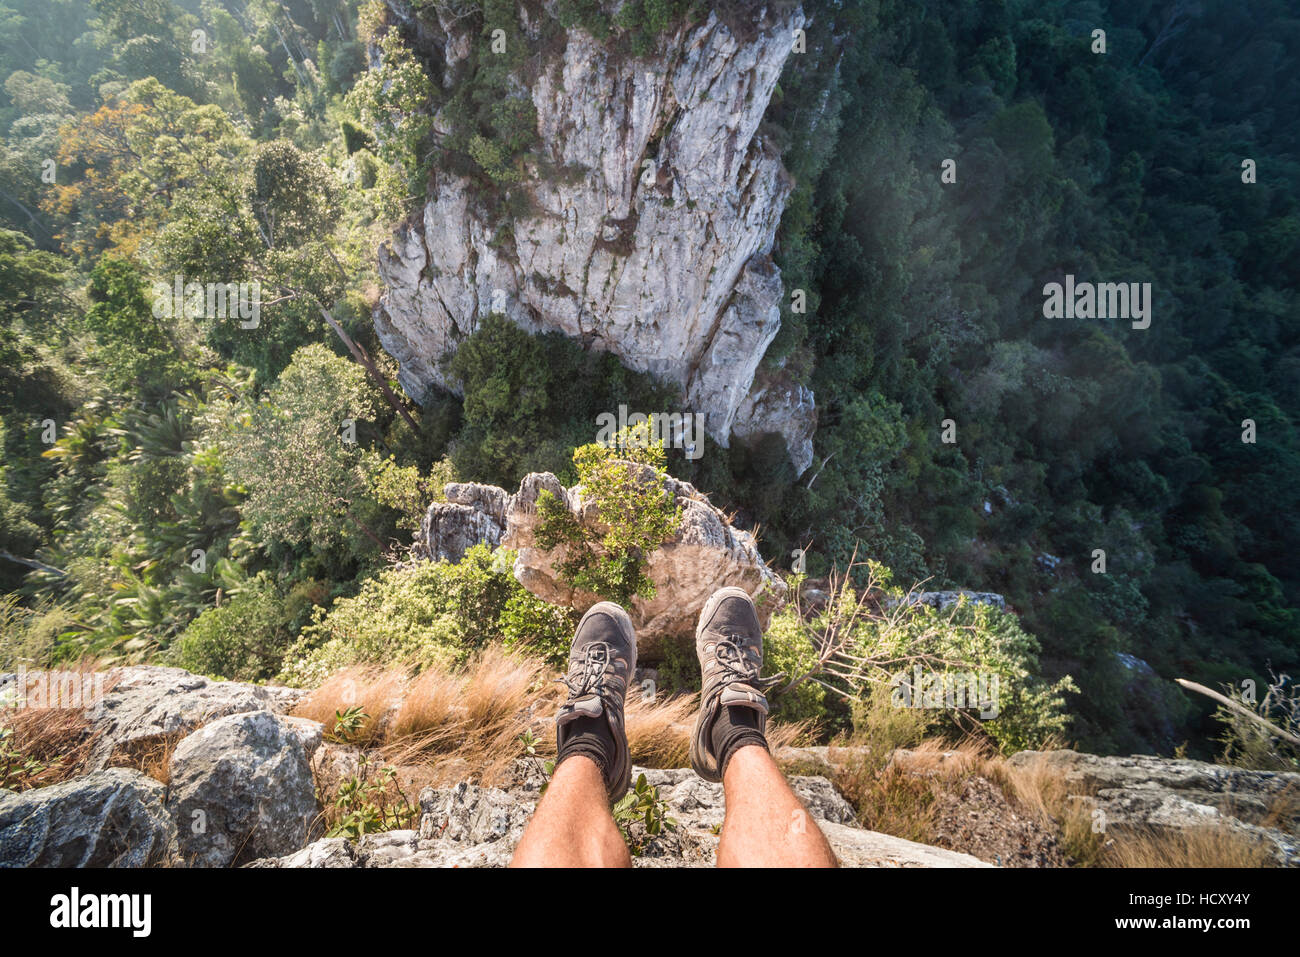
[374,3,816,474]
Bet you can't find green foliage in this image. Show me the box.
[331,706,369,743]
[2,0,1299,764]
[499,587,577,670]
[340,119,375,155]
[769,562,1077,754]
[535,427,682,606]
[346,28,435,193]
[172,574,323,682]
[612,771,677,855]
[278,544,572,685]
[748,0,1300,754]
[222,343,380,552]
[762,608,830,726]
[443,313,676,487]
[247,141,338,248]
[325,753,417,839]
[362,454,453,533]
[83,257,190,397]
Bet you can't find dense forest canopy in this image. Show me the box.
[0,0,1296,757]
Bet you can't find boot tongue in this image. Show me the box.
[557,694,605,725]
[720,684,770,714]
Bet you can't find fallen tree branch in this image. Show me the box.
[0,550,66,577]
[1175,677,1300,748]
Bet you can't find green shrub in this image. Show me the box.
[769,562,1077,753]
[500,588,576,669]
[278,545,573,685]
[0,596,80,670]
[173,574,322,681]
[535,426,682,606]
[762,608,830,726]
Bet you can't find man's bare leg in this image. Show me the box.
[510,755,630,868]
[716,743,838,867]
[511,601,638,867]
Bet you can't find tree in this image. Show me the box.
[83,257,188,397]
[247,140,337,249]
[46,78,247,254]
[221,343,382,552]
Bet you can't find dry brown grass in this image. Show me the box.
[292,648,808,789]
[1,706,97,790]
[826,739,1103,861]
[831,738,994,844]
[622,693,807,768]
[829,741,1280,868]
[106,730,191,786]
[0,662,122,790]
[383,648,559,785]
[293,648,560,787]
[624,692,696,768]
[293,667,407,746]
[994,749,1104,864]
[1104,824,1277,868]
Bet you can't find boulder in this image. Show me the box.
[411,483,510,562]
[83,665,304,771]
[167,710,323,867]
[0,768,178,867]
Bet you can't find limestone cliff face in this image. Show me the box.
[373,2,816,474]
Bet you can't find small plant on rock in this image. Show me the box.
[612,772,677,855]
[535,425,682,607]
[0,725,47,791]
[326,754,417,840]
[331,706,369,743]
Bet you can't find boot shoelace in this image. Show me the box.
[712,637,784,692]
[560,641,617,701]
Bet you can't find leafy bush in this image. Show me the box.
[535,425,682,606]
[222,343,381,553]
[762,606,831,726]
[769,562,1077,753]
[278,545,572,685]
[500,588,576,669]
[172,574,324,682]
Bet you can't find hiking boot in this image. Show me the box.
[555,601,637,802]
[690,587,784,782]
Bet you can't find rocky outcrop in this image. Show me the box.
[0,768,177,867]
[83,665,304,771]
[410,483,510,562]
[9,664,1297,869]
[373,3,816,474]
[411,472,786,657]
[167,710,324,867]
[1008,749,1300,865]
[251,763,990,868]
[907,591,1007,612]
